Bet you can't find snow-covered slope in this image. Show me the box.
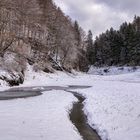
[21,66,140,140]
[69,72,140,140]
[0,66,140,140]
[74,75,140,140]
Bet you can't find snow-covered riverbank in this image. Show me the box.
[73,72,140,140]
[0,90,82,140]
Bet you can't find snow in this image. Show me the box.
[68,71,140,140]
[0,65,140,140]
[0,70,11,90]
[0,69,23,90]
[74,77,140,140]
[23,65,67,87]
[0,90,82,140]
[88,66,140,75]
[22,65,93,87]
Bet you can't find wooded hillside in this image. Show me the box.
[0,0,88,75]
[0,0,90,85]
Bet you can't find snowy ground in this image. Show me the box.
[73,72,140,140]
[88,66,140,75]
[0,90,82,140]
[0,65,140,140]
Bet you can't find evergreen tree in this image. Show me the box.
[74,20,81,47]
[91,16,140,67]
[86,30,95,65]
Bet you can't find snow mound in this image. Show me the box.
[88,66,140,75]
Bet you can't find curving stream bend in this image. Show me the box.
[0,86,101,140]
[67,91,101,140]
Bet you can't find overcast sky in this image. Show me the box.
[54,0,140,37]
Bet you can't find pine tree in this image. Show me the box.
[86,30,95,65]
[92,16,140,66]
[74,20,81,47]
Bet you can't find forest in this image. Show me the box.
[88,16,140,66]
[0,0,89,76]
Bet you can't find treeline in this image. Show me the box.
[88,16,140,66]
[0,0,88,73]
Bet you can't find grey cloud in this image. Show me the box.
[54,0,138,37]
[96,0,140,13]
